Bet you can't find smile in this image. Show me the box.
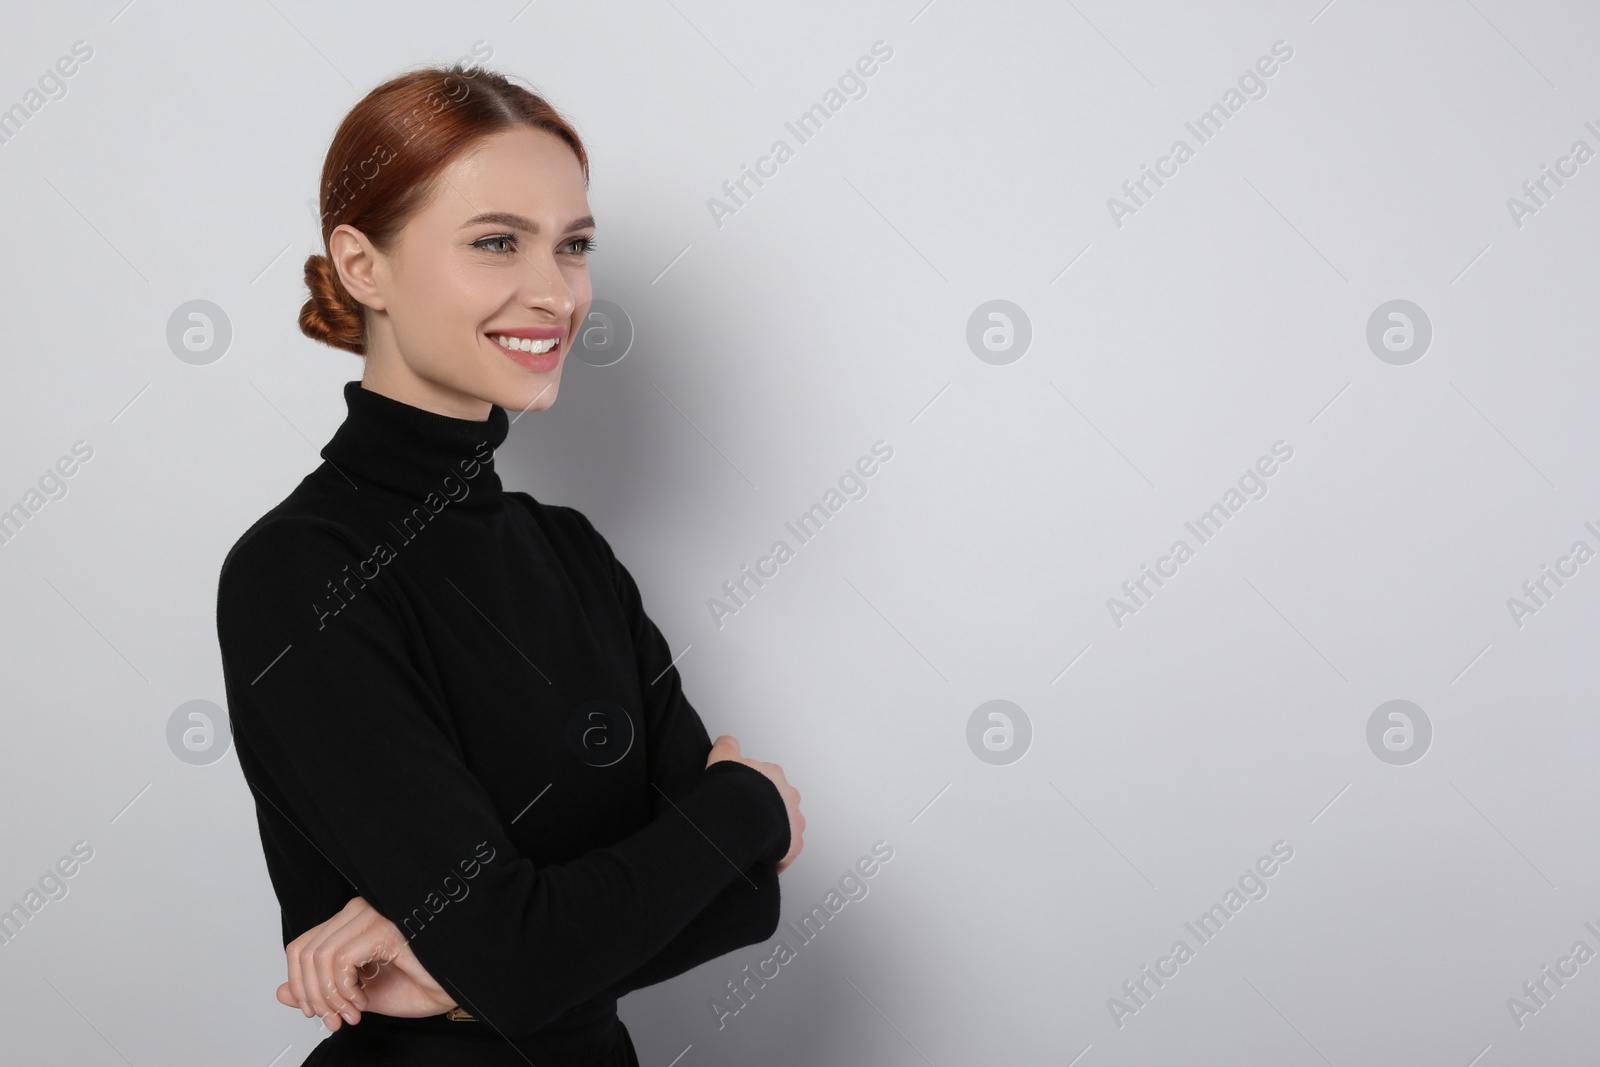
[490,334,559,354]
[487,332,564,373]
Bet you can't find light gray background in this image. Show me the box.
[2,1,1596,1064]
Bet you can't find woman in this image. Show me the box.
[215,63,805,1065]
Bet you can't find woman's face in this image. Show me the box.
[335,125,595,420]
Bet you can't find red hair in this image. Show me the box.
[299,63,589,355]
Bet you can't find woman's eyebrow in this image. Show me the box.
[458,211,596,234]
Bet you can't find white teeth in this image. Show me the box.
[491,334,558,354]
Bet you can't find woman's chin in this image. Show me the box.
[504,378,560,414]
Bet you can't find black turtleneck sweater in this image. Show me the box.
[215,380,789,1064]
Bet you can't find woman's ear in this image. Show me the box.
[329,223,387,312]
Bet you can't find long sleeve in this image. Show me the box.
[216,515,790,1039]
[595,863,779,1000]
[564,505,785,996]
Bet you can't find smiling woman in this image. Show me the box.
[297,65,597,420]
[217,62,805,1067]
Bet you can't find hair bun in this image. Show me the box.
[298,253,366,355]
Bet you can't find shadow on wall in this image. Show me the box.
[496,281,744,534]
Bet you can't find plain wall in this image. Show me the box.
[1,1,1597,1064]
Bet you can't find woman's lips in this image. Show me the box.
[489,334,562,373]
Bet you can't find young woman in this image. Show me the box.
[215,63,805,1066]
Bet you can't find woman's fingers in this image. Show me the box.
[285,925,323,1018]
[293,897,372,1028]
[281,895,462,1024]
[310,909,401,1025]
[306,909,393,1028]
[297,922,346,1029]
[291,908,347,1023]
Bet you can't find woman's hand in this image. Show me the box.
[706,735,805,873]
[277,896,457,1030]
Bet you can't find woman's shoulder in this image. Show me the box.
[502,490,597,539]
[216,493,367,598]
[502,492,614,570]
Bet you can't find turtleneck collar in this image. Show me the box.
[320,380,510,511]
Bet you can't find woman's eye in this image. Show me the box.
[472,235,595,256]
[474,235,516,254]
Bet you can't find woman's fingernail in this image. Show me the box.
[341,1009,357,1024]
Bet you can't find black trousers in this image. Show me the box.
[299,1009,640,1066]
